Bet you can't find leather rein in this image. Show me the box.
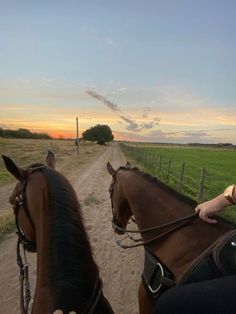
[10,165,103,314]
[109,174,198,249]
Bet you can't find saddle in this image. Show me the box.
[180,229,236,284]
[142,229,236,299]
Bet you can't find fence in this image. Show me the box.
[119,143,234,203]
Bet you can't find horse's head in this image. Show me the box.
[107,161,132,235]
[46,150,56,169]
[2,151,56,252]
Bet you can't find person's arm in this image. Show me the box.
[195,184,236,224]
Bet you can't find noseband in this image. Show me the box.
[109,171,198,249]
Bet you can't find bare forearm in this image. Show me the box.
[195,185,236,224]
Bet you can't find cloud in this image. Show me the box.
[86,90,122,113]
[163,128,236,136]
[86,90,160,132]
[147,127,236,144]
[142,106,151,118]
[120,115,140,131]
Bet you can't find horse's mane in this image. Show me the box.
[41,168,96,312]
[117,166,197,207]
[118,166,236,227]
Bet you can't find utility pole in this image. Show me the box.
[76,116,79,155]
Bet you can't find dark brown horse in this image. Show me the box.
[2,153,114,314]
[107,162,236,314]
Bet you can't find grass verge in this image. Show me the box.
[0,209,15,244]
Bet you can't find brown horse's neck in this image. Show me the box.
[118,169,235,282]
[118,170,193,233]
[27,170,113,313]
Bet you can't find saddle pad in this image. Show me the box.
[179,229,236,285]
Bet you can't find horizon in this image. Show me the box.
[2,126,236,147]
[1,1,236,144]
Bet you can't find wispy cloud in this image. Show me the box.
[86,90,160,132]
[148,127,236,144]
[86,90,122,113]
[142,106,151,118]
[160,128,236,136]
[80,26,118,48]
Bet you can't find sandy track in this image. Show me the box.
[0,144,143,314]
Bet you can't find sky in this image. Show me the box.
[1,0,236,143]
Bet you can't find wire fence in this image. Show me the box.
[120,143,236,203]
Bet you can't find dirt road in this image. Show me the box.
[0,144,143,314]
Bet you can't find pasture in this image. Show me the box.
[120,142,236,223]
[0,137,104,241]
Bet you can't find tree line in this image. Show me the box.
[0,128,51,139]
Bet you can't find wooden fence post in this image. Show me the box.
[178,162,185,192]
[198,168,206,202]
[167,159,171,182]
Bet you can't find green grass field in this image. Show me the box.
[120,143,236,223]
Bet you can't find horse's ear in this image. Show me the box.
[46,150,56,169]
[107,162,116,177]
[2,155,28,181]
[126,161,131,167]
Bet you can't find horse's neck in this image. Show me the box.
[32,204,98,313]
[33,216,113,314]
[120,174,235,282]
[33,215,54,312]
[121,172,188,232]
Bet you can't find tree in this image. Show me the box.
[82,124,114,145]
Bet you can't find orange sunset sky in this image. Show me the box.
[1,1,236,144]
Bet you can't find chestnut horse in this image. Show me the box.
[2,153,114,314]
[107,162,236,314]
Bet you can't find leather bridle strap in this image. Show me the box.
[115,214,198,249]
[113,212,198,234]
[16,237,31,314]
[13,188,36,252]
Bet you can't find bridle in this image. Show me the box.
[10,165,104,314]
[109,171,198,249]
[10,165,46,314]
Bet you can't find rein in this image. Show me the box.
[113,213,198,249]
[109,171,198,249]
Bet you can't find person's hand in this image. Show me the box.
[195,194,231,224]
